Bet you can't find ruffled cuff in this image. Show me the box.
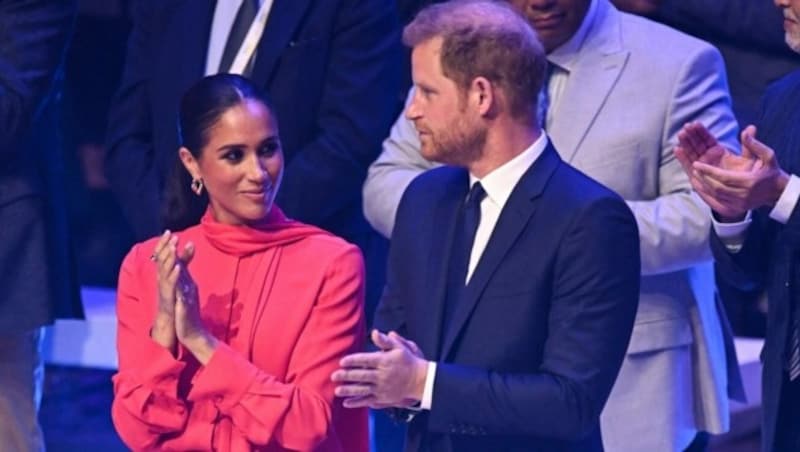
[190,342,269,409]
[112,337,189,433]
[132,335,186,396]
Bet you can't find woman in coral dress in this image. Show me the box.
[111,74,368,452]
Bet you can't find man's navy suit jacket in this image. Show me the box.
[711,70,800,452]
[374,144,641,452]
[105,0,402,247]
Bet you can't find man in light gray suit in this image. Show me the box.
[363,0,743,450]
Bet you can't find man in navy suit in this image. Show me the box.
[676,1,800,449]
[0,0,83,450]
[332,2,640,450]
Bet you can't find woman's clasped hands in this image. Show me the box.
[149,229,218,364]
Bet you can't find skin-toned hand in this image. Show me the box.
[676,122,759,175]
[675,122,757,220]
[331,330,428,409]
[149,230,217,363]
[693,128,789,218]
[674,123,788,221]
[150,230,180,353]
[173,243,218,365]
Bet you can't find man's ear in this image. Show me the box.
[178,147,201,180]
[470,76,495,116]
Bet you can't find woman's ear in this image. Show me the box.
[178,147,201,180]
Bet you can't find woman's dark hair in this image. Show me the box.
[161,74,276,231]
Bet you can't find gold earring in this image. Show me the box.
[190,178,204,196]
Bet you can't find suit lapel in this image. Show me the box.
[548,0,629,162]
[440,145,562,358]
[419,170,469,360]
[249,0,313,85]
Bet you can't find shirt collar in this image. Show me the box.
[469,133,549,210]
[547,0,599,71]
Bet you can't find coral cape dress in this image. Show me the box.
[111,207,368,451]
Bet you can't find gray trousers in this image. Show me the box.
[0,328,45,452]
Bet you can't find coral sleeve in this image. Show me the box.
[111,243,189,450]
[187,244,366,450]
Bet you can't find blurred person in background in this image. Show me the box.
[61,0,133,288]
[612,0,800,338]
[0,0,84,450]
[675,1,800,449]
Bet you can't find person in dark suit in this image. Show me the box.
[105,0,401,324]
[0,0,84,449]
[676,2,800,450]
[332,2,641,451]
[613,0,794,349]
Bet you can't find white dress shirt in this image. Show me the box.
[544,0,598,129]
[206,0,244,75]
[419,133,550,410]
[205,0,267,75]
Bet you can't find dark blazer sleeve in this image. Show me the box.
[371,173,417,336]
[654,0,792,55]
[104,0,162,239]
[712,197,800,288]
[759,72,800,247]
[372,283,406,338]
[710,210,773,293]
[0,0,75,152]
[274,0,402,226]
[427,196,641,439]
[711,74,800,291]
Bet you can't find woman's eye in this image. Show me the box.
[223,149,244,162]
[259,141,280,156]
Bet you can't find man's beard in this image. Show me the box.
[786,30,800,53]
[423,117,487,167]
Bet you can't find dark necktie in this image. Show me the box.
[442,182,486,330]
[219,0,258,75]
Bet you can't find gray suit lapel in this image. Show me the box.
[548,0,629,162]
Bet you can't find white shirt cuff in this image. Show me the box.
[420,361,437,410]
[769,174,800,224]
[712,211,751,253]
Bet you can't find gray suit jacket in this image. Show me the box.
[363,1,742,450]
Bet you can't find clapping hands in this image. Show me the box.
[675,122,790,222]
[331,329,428,410]
[150,230,217,364]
